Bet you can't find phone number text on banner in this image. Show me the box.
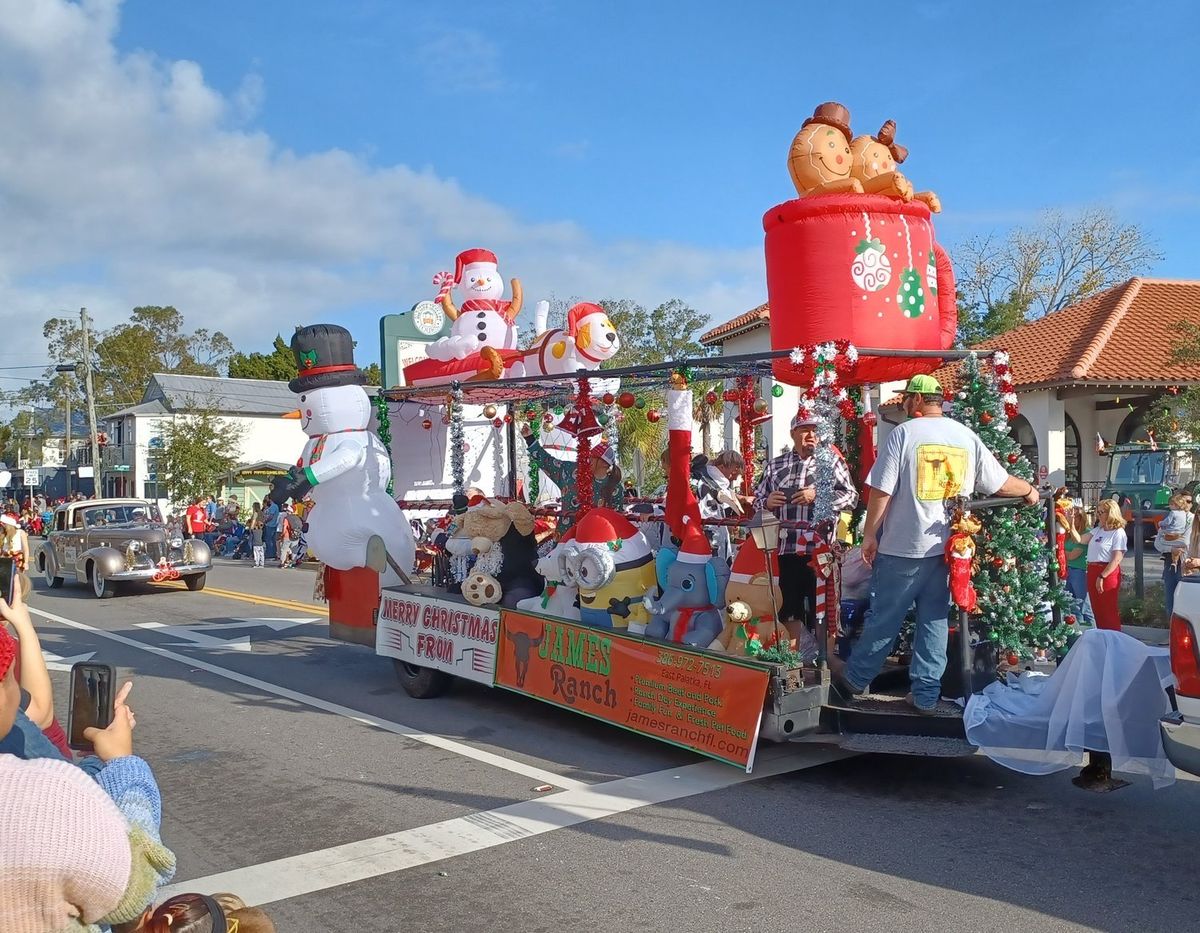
[496,611,769,770]
[376,591,499,684]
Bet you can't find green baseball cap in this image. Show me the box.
[903,374,942,395]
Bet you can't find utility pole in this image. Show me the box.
[81,307,100,497]
[64,394,72,494]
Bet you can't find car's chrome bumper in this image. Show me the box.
[108,562,212,581]
[1161,712,1200,777]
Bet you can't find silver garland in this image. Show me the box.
[449,384,465,495]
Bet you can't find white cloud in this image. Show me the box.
[0,0,764,398]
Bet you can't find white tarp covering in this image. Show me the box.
[964,629,1177,788]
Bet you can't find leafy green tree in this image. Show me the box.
[362,362,382,386]
[1146,321,1200,444]
[956,292,1032,347]
[228,335,298,381]
[156,407,243,506]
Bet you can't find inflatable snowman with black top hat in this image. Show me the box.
[274,324,415,585]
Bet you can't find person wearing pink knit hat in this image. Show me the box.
[0,754,134,931]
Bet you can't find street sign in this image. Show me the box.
[23,468,39,487]
[111,464,132,472]
[380,302,453,388]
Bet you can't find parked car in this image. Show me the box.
[1161,576,1200,776]
[37,498,211,599]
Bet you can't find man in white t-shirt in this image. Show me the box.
[835,374,1039,712]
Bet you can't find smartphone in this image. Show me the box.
[0,556,14,605]
[68,662,117,751]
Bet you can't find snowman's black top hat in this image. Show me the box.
[289,324,367,393]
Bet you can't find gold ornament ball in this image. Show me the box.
[753,398,768,415]
[483,404,498,419]
[668,373,687,389]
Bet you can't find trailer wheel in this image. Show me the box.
[392,660,451,699]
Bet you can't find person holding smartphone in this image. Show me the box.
[0,512,31,601]
[753,411,858,641]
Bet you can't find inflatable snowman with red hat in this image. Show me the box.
[428,248,522,363]
[274,324,415,586]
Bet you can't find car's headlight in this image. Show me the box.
[1142,499,1153,510]
[169,538,183,549]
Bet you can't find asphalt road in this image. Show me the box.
[23,557,1200,932]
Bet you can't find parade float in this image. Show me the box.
[294,104,1176,781]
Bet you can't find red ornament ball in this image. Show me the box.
[421,418,432,430]
[1065,615,1077,625]
[992,556,1005,568]
[1023,613,1034,625]
[646,409,661,423]
[980,412,993,425]
[723,389,739,403]
[602,392,615,406]
[618,392,636,409]
[705,391,719,406]
[492,418,503,429]
[1007,453,1019,464]
[503,414,513,424]
[1007,652,1020,666]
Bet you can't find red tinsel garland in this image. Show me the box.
[736,375,755,495]
[575,376,595,515]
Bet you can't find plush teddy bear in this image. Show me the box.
[445,499,543,608]
[946,508,983,613]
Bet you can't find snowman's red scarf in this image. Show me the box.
[305,428,367,466]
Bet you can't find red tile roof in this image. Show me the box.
[699,303,768,345]
[915,278,1200,397]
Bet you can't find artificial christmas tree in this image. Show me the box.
[949,352,1074,660]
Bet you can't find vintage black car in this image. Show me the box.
[38,499,211,598]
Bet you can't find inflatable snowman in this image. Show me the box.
[427,248,522,362]
[274,324,415,586]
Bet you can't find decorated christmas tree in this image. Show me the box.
[949,352,1075,661]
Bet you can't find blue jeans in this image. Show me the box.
[1066,566,1096,627]
[264,526,278,559]
[1163,556,1182,619]
[845,554,950,709]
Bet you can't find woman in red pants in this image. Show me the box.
[1084,499,1128,631]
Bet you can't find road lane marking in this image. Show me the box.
[41,648,97,671]
[135,620,253,652]
[29,604,589,791]
[159,744,852,906]
[153,581,329,615]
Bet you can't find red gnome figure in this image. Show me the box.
[946,508,982,613]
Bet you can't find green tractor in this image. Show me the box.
[1099,442,1200,536]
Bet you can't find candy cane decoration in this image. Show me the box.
[432,270,455,303]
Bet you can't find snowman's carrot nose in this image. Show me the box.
[281,409,302,419]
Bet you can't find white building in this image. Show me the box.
[101,373,309,508]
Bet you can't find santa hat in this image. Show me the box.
[730,531,780,583]
[0,513,17,528]
[573,507,651,564]
[663,387,712,565]
[454,248,499,285]
[566,302,606,336]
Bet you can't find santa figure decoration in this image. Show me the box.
[427,248,523,378]
[945,508,981,613]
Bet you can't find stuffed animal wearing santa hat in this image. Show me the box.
[507,301,622,378]
[945,509,982,613]
[427,248,523,367]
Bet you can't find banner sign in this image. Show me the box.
[495,611,770,770]
[376,590,499,685]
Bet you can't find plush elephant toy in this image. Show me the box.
[643,543,730,647]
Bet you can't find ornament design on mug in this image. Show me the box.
[895,215,926,318]
[850,213,892,293]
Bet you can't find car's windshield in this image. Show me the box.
[1108,450,1167,486]
[82,505,157,527]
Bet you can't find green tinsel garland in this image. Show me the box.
[375,394,393,496]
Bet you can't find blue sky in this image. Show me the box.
[1,0,1196,384]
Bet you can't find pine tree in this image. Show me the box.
[949,353,1075,660]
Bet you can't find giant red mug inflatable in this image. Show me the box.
[763,193,956,385]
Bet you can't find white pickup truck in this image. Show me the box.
[1162,576,1200,776]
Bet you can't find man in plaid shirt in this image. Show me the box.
[754,411,857,637]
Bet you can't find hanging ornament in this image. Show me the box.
[617,392,636,409]
[980,412,993,425]
[771,384,784,398]
[753,398,768,415]
[493,418,503,429]
[646,409,660,423]
[1065,615,1076,625]
[483,403,498,419]
[503,413,513,424]
[897,267,926,318]
[723,389,740,403]
[421,418,433,430]
[634,397,646,410]
[1006,652,1020,666]
[1007,452,1019,464]
[927,251,938,300]
[705,390,719,406]
[542,412,554,424]
[441,414,451,426]
[602,392,615,406]
[554,406,564,415]
[850,236,892,292]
